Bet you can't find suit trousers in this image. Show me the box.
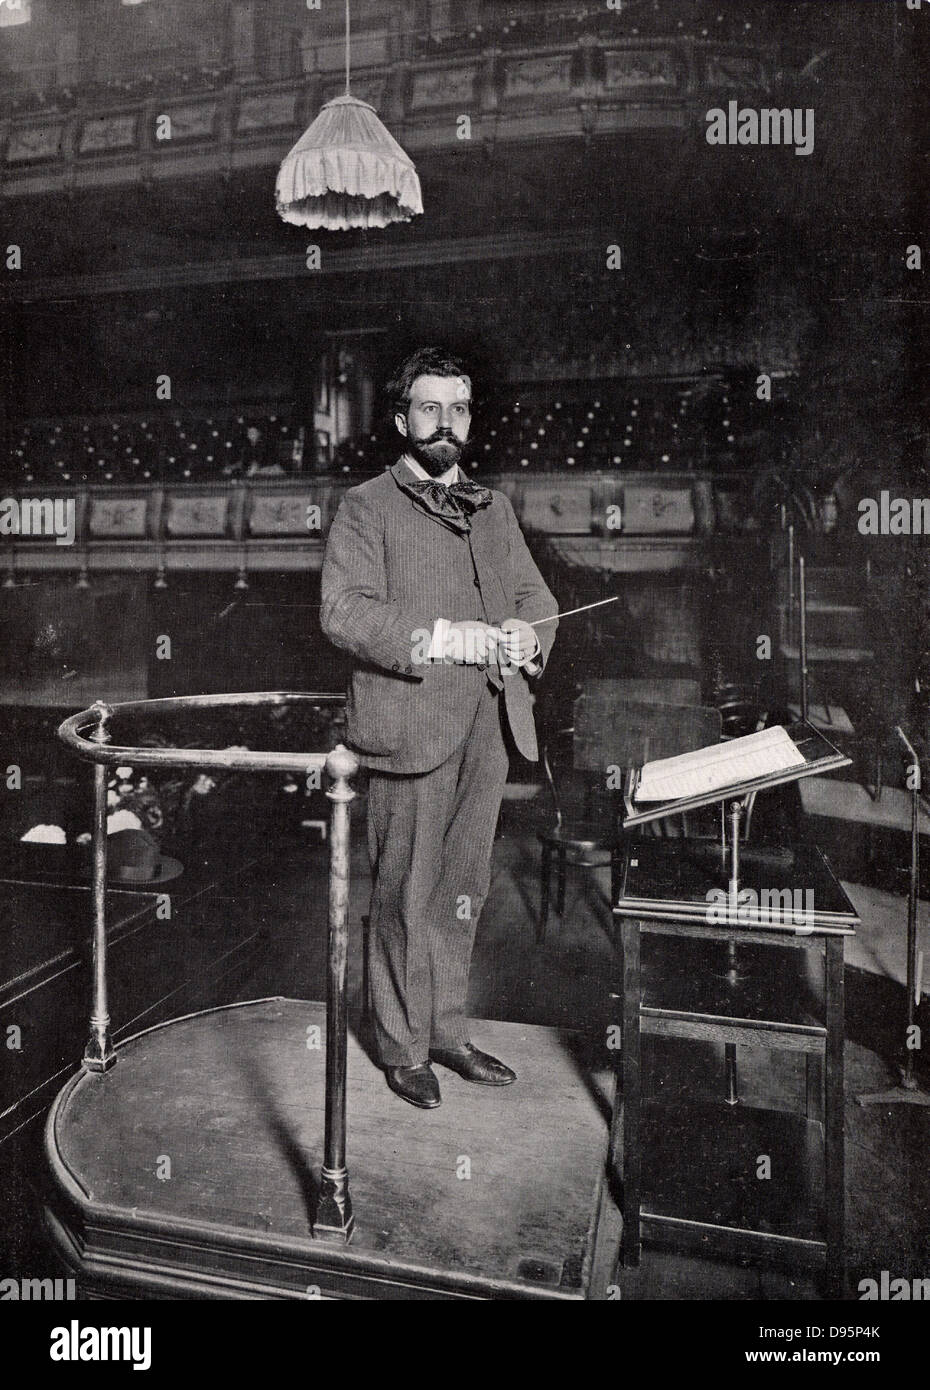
[365,681,511,1067]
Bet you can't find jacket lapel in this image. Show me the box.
[466,501,509,690]
[467,500,506,626]
[390,458,507,690]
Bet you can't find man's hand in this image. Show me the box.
[498,618,541,670]
[444,619,504,666]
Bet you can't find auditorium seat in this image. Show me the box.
[4,376,775,486]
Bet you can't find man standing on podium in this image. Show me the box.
[321,347,558,1108]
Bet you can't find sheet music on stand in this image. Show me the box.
[623,720,851,830]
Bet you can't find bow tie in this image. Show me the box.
[405,477,493,532]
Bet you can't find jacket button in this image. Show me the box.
[392,662,399,671]
[473,577,481,587]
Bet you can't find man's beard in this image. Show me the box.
[406,428,469,478]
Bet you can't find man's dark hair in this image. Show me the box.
[385,347,473,417]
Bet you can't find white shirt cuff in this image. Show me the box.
[513,631,541,669]
[429,617,452,660]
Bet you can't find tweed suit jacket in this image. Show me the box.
[320,457,558,774]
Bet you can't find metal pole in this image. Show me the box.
[84,702,116,1073]
[313,743,358,1241]
[725,799,743,1105]
[787,524,795,646]
[728,800,741,911]
[902,734,920,1091]
[799,553,809,723]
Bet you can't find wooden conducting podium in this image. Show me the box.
[40,694,615,1301]
[611,720,859,1299]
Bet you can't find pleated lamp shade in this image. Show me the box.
[275,94,423,231]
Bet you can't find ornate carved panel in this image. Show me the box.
[703,50,769,90]
[410,64,477,109]
[6,122,65,163]
[78,113,139,155]
[503,54,573,99]
[248,491,329,537]
[521,482,592,535]
[164,494,230,537]
[604,48,679,91]
[236,90,299,133]
[156,100,219,143]
[621,486,695,536]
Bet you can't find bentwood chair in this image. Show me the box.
[537,724,622,943]
[533,683,700,945]
[536,691,723,941]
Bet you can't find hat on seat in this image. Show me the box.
[99,827,184,885]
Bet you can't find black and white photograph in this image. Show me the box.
[0,0,926,1348]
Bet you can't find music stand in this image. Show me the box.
[622,719,852,1100]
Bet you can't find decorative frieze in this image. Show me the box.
[248,492,326,537]
[78,113,138,155]
[6,121,65,163]
[521,482,593,535]
[154,100,219,143]
[410,64,477,109]
[164,494,230,537]
[503,54,573,99]
[604,48,679,92]
[88,497,149,538]
[236,90,299,133]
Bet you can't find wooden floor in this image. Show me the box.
[8,800,930,1300]
[0,856,265,1147]
[799,777,930,835]
[44,999,613,1300]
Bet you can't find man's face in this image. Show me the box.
[246,427,260,446]
[396,373,472,477]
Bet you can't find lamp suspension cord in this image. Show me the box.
[345,0,351,95]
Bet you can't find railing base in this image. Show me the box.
[82,1031,116,1073]
[312,1167,355,1243]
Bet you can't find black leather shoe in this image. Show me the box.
[428,1044,516,1086]
[385,1063,442,1109]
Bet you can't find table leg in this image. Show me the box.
[612,917,642,1268]
[806,1054,824,1123]
[824,935,845,1298]
[610,848,621,915]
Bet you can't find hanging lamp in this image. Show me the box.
[275,0,423,231]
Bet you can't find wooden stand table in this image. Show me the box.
[611,837,858,1298]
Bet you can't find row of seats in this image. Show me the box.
[336,391,747,476]
[3,2,772,119]
[6,388,768,486]
[3,64,228,119]
[8,413,298,487]
[413,1,762,56]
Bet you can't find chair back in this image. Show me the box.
[573,692,722,774]
[581,678,701,709]
[540,726,574,831]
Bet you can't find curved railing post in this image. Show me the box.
[57,693,358,1223]
[313,743,358,1242]
[84,701,116,1073]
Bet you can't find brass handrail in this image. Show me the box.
[57,691,358,1242]
[58,690,346,774]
